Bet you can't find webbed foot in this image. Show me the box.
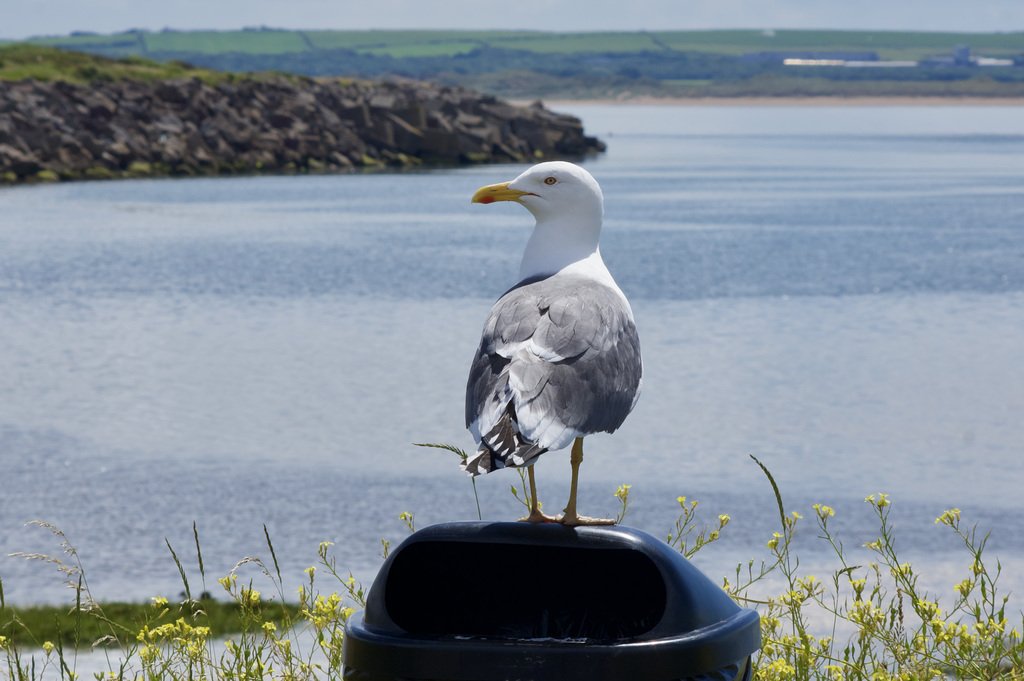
[518,509,561,523]
[556,511,616,527]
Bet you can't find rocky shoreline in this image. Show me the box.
[0,76,605,184]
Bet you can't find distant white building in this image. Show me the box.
[975,57,1015,66]
[925,45,1016,68]
[778,45,1018,69]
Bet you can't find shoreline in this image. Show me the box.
[525,95,1024,108]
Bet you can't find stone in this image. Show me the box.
[0,142,41,177]
[0,76,604,183]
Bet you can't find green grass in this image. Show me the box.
[1,600,301,649]
[0,44,231,84]
[142,30,310,55]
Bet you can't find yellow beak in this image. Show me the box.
[471,181,535,204]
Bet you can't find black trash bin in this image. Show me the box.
[342,521,760,681]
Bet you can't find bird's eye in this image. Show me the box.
[544,176,557,185]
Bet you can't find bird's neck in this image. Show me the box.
[519,217,602,280]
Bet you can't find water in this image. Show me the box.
[1,105,1023,617]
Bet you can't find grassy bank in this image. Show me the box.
[1,599,301,649]
[0,43,232,85]
[2,462,1022,680]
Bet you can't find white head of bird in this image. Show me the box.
[471,161,605,281]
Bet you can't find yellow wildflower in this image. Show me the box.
[865,492,890,507]
[954,578,973,596]
[813,504,835,520]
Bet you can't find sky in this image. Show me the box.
[5,0,1024,40]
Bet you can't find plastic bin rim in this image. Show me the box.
[343,608,761,680]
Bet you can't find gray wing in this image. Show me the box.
[465,273,642,469]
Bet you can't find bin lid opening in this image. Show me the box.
[384,539,667,641]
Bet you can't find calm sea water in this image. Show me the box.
[1,105,1023,613]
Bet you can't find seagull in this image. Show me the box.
[463,161,642,526]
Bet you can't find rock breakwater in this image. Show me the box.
[0,76,605,184]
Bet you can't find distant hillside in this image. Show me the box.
[9,28,1024,99]
[19,28,1024,61]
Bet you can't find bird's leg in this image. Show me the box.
[559,437,615,526]
[518,464,559,523]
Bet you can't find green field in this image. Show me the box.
[142,29,310,55]
[6,28,1023,100]
[20,28,1024,60]
[303,29,487,55]
[487,32,663,54]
